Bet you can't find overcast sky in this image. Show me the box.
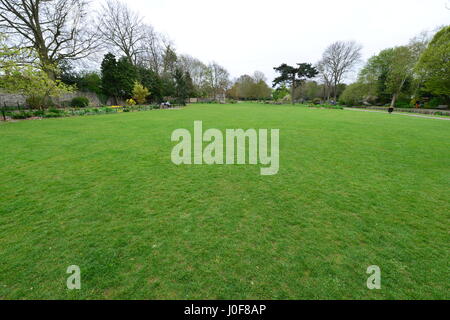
[122,0,449,83]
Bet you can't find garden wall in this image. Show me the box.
[0,91,104,107]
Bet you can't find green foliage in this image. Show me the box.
[137,66,163,103]
[25,95,55,109]
[272,85,290,101]
[359,48,396,104]
[415,25,450,97]
[101,53,137,101]
[281,94,291,103]
[273,63,318,104]
[132,82,150,104]
[273,63,318,88]
[0,37,72,109]
[228,75,272,100]
[173,68,191,105]
[32,110,45,117]
[126,98,137,106]
[425,97,447,109]
[2,66,73,109]
[385,46,415,98]
[339,82,371,106]
[70,97,90,108]
[358,46,417,106]
[302,104,344,110]
[59,61,102,95]
[101,53,119,99]
[77,72,102,96]
[117,57,137,97]
[11,111,32,119]
[312,98,322,105]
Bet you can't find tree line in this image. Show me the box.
[0,0,236,105]
[340,27,449,108]
[270,26,449,108]
[0,0,448,108]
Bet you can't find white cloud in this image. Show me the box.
[122,0,449,83]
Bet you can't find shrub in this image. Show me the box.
[70,96,90,108]
[132,82,150,104]
[33,110,45,117]
[313,98,322,105]
[126,98,136,106]
[395,100,412,108]
[103,107,116,113]
[281,94,291,104]
[44,108,66,118]
[425,97,446,109]
[11,111,32,119]
[26,95,54,109]
[339,82,368,106]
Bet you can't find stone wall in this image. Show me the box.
[0,91,104,107]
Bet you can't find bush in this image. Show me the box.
[126,98,136,106]
[425,97,446,109]
[70,96,90,108]
[281,94,291,104]
[132,82,150,104]
[44,108,66,118]
[43,112,63,118]
[11,111,32,119]
[313,98,322,105]
[395,100,412,108]
[33,110,45,117]
[26,95,54,109]
[339,82,368,106]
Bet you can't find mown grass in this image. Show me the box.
[0,103,448,300]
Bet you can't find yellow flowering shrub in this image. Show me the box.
[126,99,136,106]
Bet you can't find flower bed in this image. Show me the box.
[2,104,183,121]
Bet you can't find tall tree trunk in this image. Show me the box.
[333,80,338,102]
[36,46,56,80]
[390,93,398,108]
[291,76,295,105]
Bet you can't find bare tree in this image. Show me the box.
[137,24,164,73]
[316,59,334,101]
[206,62,230,99]
[321,41,362,101]
[178,54,208,88]
[253,71,267,83]
[0,0,100,79]
[97,0,145,66]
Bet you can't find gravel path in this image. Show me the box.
[344,108,450,121]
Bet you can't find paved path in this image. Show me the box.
[344,108,450,121]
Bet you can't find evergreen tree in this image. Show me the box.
[137,66,164,103]
[273,63,318,104]
[101,53,120,102]
[101,53,137,103]
[116,57,137,98]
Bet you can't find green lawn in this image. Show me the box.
[0,103,449,300]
